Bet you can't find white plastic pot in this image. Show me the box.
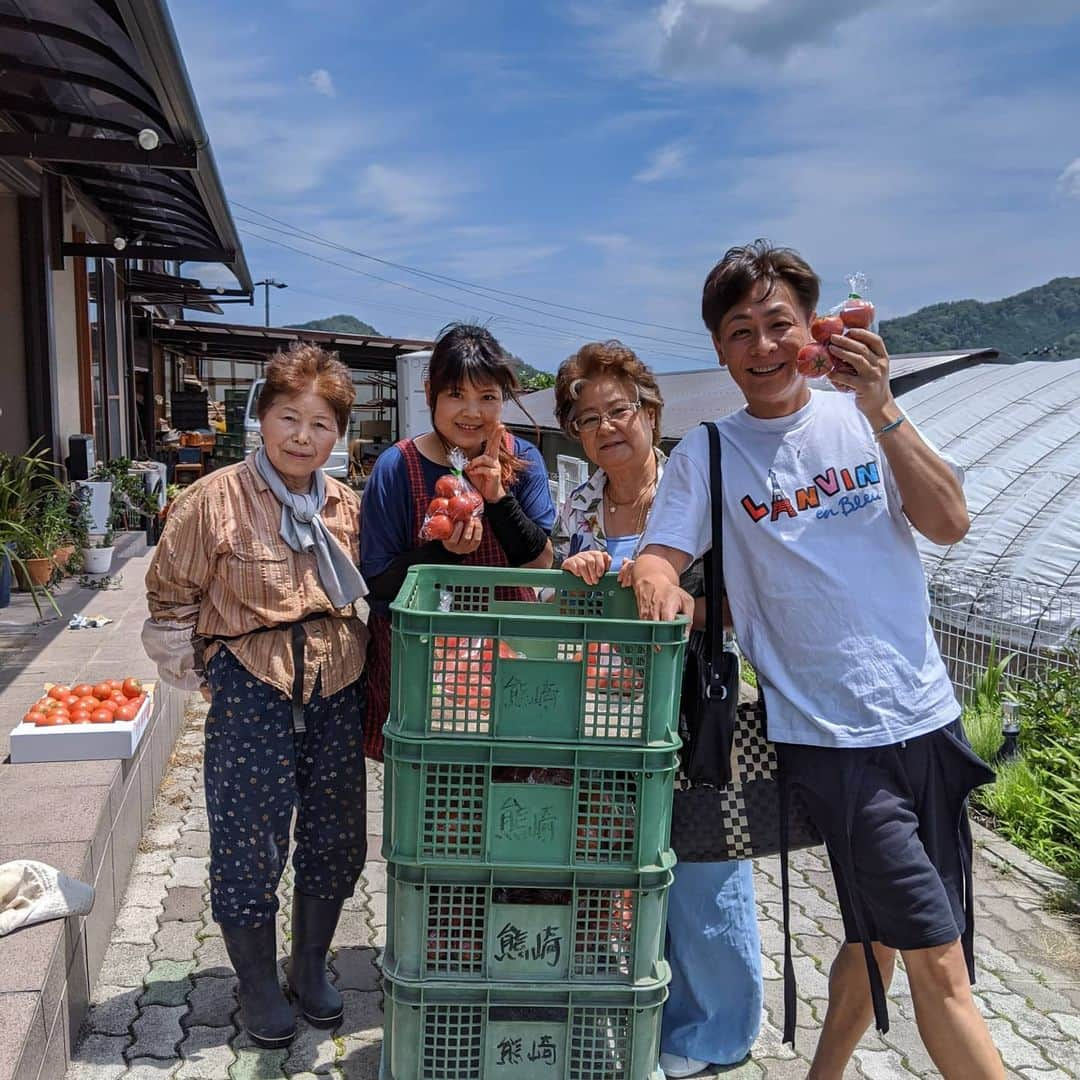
[74,481,112,534]
[81,546,114,574]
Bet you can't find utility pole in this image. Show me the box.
[254,278,287,326]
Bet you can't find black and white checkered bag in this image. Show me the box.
[672,700,820,861]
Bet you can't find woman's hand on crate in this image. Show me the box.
[563,549,612,585]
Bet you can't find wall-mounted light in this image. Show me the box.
[112,236,127,251]
[137,128,161,151]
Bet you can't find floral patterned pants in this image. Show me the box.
[204,647,368,928]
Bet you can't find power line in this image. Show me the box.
[237,224,708,362]
[231,201,711,348]
[282,283,702,365]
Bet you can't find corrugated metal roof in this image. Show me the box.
[505,349,999,439]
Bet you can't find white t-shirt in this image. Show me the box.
[642,390,961,748]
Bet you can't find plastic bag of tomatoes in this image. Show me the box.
[797,271,877,379]
[420,447,485,542]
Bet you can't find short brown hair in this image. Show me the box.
[701,240,820,335]
[256,343,354,435]
[554,341,664,446]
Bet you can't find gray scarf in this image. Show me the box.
[253,448,368,610]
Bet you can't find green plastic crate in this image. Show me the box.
[384,861,673,987]
[381,974,667,1080]
[388,567,687,747]
[383,732,676,873]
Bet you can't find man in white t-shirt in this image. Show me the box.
[632,241,1003,1080]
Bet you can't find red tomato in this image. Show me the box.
[96,699,118,713]
[108,679,123,690]
[35,697,55,712]
[36,712,70,727]
[76,695,99,711]
[70,711,93,724]
[72,683,95,698]
[810,315,844,343]
[797,343,834,378]
[427,497,451,517]
[839,298,875,329]
[424,514,454,541]
[61,693,80,708]
[121,678,143,699]
[90,708,115,724]
[47,685,71,702]
[50,709,71,723]
[110,690,128,706]
[115,703,139,722]
[448,494,477,523]
[465,491,484,512]
[93,682,114,700]
[23,710,47,726]
[434,475,459,498]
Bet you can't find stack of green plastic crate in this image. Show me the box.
[215,388,248,463]
[381,567,686,1080]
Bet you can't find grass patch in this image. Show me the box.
[962,643,1080,905]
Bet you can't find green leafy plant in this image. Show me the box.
[90,458,158,531]
[971,640,1016,712]
[16,488,70,559]
[968,642,1080,895]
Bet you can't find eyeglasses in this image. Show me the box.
[571,399,642,435]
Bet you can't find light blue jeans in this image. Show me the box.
[660,860,763,1065]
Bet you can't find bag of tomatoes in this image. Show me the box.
[420,448,485,542]
[797,271,877,379]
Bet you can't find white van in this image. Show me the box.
[244,378,350,481]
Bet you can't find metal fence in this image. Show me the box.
[925,566,1079,701]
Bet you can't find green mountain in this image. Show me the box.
[286,314,381,336]
[880,277,1080,358]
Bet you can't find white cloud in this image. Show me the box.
[634,143,688,183]
[1058,159,1080,199]
[307,68,336,97]
[355,164,466,224]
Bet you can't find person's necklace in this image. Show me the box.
[605,479,656,535]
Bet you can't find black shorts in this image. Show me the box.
[777,719,996,952]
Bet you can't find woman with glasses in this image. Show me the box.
[552,341,762,1079]
[359,322,555,761]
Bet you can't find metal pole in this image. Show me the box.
[264,281,270,327]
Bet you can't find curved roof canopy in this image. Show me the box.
[0,0,250,291]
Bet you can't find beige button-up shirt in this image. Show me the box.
[144,455,368,702]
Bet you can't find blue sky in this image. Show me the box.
[174,0,1080,372]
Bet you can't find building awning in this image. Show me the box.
[0,0,251,291]
[123,268,224,313]
[152,319,434,372]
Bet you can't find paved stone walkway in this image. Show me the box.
[66,697,1080,1080]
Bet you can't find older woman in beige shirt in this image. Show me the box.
[143,344,368,1050]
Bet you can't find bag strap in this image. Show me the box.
[701,421,727,693]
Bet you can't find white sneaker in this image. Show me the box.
[659,1053,709,1078]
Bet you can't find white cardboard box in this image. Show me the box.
[10,690,154,764]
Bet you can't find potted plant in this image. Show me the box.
[83,526,115,574]
[0,443,66,610]
[90,458,159,535]
[15,489,68,587]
